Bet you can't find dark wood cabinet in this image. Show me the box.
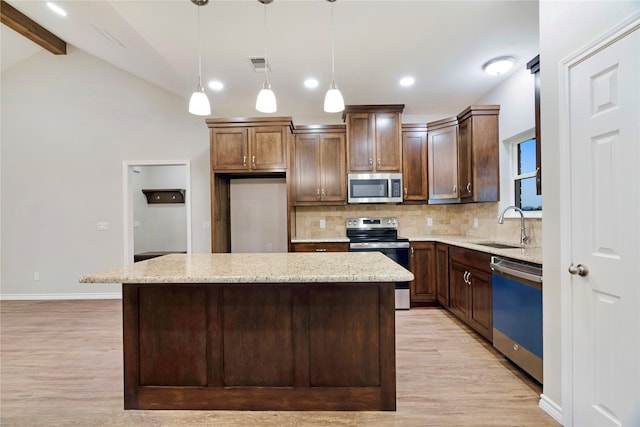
[448,246,493,341]
[208,118,292,172]
[427,117,459,202]
[427,106,500,204]
[343,105,404,173]
[402,124,428,202]
[409,242,437,305]
[291,242,349,252]
[435,243,449,307]
[456,105,500,202]
[293,125,346,205]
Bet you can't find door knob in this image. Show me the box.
[568,263,589,277]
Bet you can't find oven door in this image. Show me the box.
[349,242,410,310]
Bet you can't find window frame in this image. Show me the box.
[504,128,542,218]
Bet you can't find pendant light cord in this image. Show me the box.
[197,5,203,89]
[330,1,335,79]
[263,2,269,85]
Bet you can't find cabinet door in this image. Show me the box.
[294,135,322,203]
[409,243,437,304]
[435,244,449,307]
[375,112,402,172]
[320,134,346,202]
[448,260,468,320]
[250,126,287,171]
[457,118,473,201]
[467,268,492,341]
[211,128,249,171]
[402,131,428,201]
[347,113,375,172]
[428,124,459,201]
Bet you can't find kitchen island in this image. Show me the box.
[80,252,413,411]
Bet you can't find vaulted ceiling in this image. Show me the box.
[1,0,539,123]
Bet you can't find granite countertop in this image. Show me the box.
[407,234,542,264]
[80,252,414,284]
[291,235,541,264]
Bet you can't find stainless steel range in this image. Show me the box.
[346,217,410,309]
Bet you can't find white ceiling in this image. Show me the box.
[1,0,539,123]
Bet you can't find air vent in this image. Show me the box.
[248,57,271,73]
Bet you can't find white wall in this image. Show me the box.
[132,165,187,254]
[1,47,211,298]
[539,0,640,420]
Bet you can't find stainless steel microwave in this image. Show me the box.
[347,173,403,204]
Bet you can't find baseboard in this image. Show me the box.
[0,292,122,300]
[539,393,563,425]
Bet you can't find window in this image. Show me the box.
[511,133,542,211]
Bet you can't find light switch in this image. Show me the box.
[473,218,479,228]
[97,222,109,231]
[133,220,141,228]
[320,219,326,229]
[202,221,211,230]
[427,217,433,227]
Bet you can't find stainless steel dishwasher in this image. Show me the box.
[490,256,543,383]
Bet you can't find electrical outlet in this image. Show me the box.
[97,222,109,231]
[320,219,326,229]
[33,272,40,281]
[202,220,211,230]
[133,220,141,228]
[266,243,273,253]
[473,218,479,228]
[427,217,433,227]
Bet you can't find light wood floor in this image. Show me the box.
[0,300,558,426]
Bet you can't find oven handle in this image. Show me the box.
[350,242,410,250]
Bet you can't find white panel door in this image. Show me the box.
[568,25,639,426]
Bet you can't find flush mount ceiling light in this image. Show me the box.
[208,80,224,91]
[399,76,415,87]
[323,0,345,113]
[304,78,319,89]
[188,0,211,116]
[255,0,277,113]
[483,56,516,76]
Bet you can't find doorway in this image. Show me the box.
[122,160,192,264]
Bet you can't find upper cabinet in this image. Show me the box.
[427,105,500,204]
[402,124,428,202]
[293,125,346,205]
[207,117,293,173]
[457,105,500,202]
[343,105,404,173]
[427,117,459,202]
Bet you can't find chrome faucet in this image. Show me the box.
[498,205,528,246]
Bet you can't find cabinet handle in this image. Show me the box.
[467,182,472,193]
[404,187,408,197]
[321,188,325,198]
[411,247,414,257]
[316,188,321,199]
[243,155,247,166]
[377,158,381,167]
[453,185,457,194]
[315,248,327,252]
[369,158,373,167]
[252,155,256,166]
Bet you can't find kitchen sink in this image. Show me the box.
[474,241,523,249]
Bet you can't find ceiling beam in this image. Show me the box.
[1,0,66,55]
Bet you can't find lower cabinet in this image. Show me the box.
[291,242,349,252]
[409,242,437,305]
[448,246,493,341]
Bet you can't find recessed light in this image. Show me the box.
[304,78,319,89]
[46,2,67,17]
[483,56,516,75]
[399,76,415,87]
[208,80,224,91]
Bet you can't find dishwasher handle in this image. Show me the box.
[491,257,543,284]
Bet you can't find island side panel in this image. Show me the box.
[122,282,397,410]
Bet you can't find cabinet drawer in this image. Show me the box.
[291,242,349,252]
[449,246,491,273]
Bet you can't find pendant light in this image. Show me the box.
[255,0,277,113]
[188,0,211,116]
[324,0,344,113]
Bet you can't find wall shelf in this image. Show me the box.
[142,189,185,204]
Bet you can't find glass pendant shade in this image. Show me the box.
[189,86,211,116]
[256,82,277,113]
[324,80,345,113]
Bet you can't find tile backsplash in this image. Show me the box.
[294,202,542,247]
